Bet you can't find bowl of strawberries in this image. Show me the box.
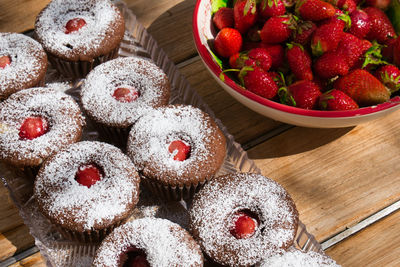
[192,0,400,128]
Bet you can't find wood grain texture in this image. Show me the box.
[9,252,46,267]
[0,223,34,261]
[248,110,400,242]
[326,210,400,267]
[0,0,50,32]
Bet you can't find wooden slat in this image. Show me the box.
[9,252,46,267]
[0,183,25,233]
[326,210,400,267]
[179,58,282,145]
[0,183,35,261]
[0,0,50,33]
[248,110,400,242]
[0,224,35,261]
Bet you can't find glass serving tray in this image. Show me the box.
[0,1,322,266]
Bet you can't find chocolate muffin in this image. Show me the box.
[126,104,226,201]
[80,57,170,147]
[34,0,124,78]
[0,33,47,100]
[258,247,340,267]
[189,172,299,266]
[34,141,140,242]
[0,86,84,178]
[92,218,203,267]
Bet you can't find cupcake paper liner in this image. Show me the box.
[48,45,120,79]
[141,176,207,202]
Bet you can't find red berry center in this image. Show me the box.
[19,117,49,140]
[230,210,259,239]
[123,248,150,267]
[112,87,140,103]
[65,18,87,34]
[75,163,103,188]
[168,140,191,161]
[0,55,11,69]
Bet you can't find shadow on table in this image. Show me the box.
[248,126,355,159]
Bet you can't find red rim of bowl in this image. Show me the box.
[192,0,400,118]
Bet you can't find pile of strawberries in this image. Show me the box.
[211,0,400,110]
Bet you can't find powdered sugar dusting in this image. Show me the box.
[34,141,140,231]
[127,105,226,185]
[189,173,299,266]
[93,218,203,267]
[258,247,341,267]
[0,33,47,99]
[0,87,84,166]
[35,0,119,58]
[81,57,170,127]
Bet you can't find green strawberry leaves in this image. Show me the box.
[212,0,230,15]
[361,41,389,69]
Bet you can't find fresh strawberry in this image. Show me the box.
[113,87,140,103]
[280,80,322,109]
[314,51,349,79]
[334,69,390,106]
[336,0,356,13]
[349,9,371,39]
[262,44,285,70]
[214,28,242,58]
[295,0,336,21]
[259,0,286,19]
[286,43,313,80]
[75,163,103,188]
[246,48,272,71]
[292,20,316,45]
[229,53,241,69]
[0,55,11,69]
[240,66,279,99]
[19,117,49,140]
[234,0,257,34]
[260,15,295,44]
[311,20,344,56]
[241,43,285,70]
[229,48,272,72]
[319,9,352,31]
[364,7,396,44]
[375,65,400,93]
[65,18,86,34]
[365,0,391,10]
[337,33,372,69]
[168,140,191,161]
[213,7,234,30]
[230,211,258,239]
[318,89,359,110]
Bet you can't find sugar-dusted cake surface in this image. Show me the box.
[127,104,226,187]
[81,57,170,128]
[34,0,124,61]
[258,247,341,267]
[0,33,47,100]
[189,172,299,266]
[34,141,140,232]
[0,86,84,167]
[92,218,203,267]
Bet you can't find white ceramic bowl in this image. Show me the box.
[192,0,400,128]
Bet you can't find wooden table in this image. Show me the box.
[1,0,400,266]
